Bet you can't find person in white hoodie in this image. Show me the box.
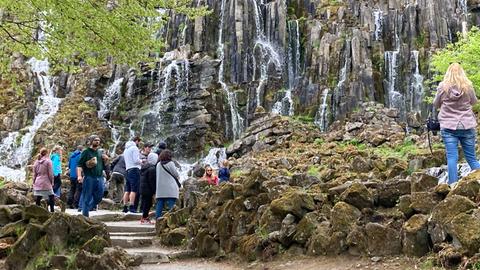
[122,136,143,213]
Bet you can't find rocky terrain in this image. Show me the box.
[154,103,480,269]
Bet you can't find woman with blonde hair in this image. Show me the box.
[433,62,480,186]
[33,148,55,212]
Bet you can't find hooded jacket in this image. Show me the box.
[123,141,142,170]
[140,153,158,196]
[50,153,62,176]
[433,83,478,130]
[68,150,82,179]
[33,157,54,191]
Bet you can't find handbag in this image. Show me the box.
[161,162,181,188]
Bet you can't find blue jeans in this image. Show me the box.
[155,198,176,219]
[81,176,104,217]
[441,128,480,184]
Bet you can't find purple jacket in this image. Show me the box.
[33,157,54,191]
[433,83,477,130]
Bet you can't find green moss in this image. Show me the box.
[307,166,320,177]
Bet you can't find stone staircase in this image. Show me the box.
[105,220,194,265]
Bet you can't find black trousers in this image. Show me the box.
[67,178,78,208]
[141,194,153,219]
[74,183,83,209]
[36,195,54,212]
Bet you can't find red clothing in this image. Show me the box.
[203,174,218,185]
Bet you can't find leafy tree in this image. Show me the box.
[430,27,480,96]
[0,0,209,78]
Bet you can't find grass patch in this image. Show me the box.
[307,166,320,177]
[230,169,245,179]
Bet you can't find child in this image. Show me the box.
[218,160,230,184]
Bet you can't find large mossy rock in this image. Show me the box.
[330,202,361,234]
[448,171,480,201]
[270,190,315,218]
[0,205,23,226]
[377,179,411,207]
[293,211,322,245]
[409,192,441,214]
[339,182,373,210]
[22,205,51,223]
[410,173,438,192]
[365,222,402,255]
[74,247,142,270]
[194,229,219,257]
[307,221,346,255]
[402,214,430,257]
[447,213,480,255]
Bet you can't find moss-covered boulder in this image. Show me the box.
[22,205,51,223]
[448,172,480,201]
[259,207,283,232]
[409,192,441,214]
[410,173,438,192]
[339,182,373,210]
[377,179,411,207]
[81,236,110,255]
[346,225,367,255]
[350,156,372,173]
[330,202,361,234]
[447,213,480,255]
[402,214,429,257]
[0,205,23,226]
[194,229,219,257]
[365,222,402,255]
[397,195,414,218]
[306,221,346,255]
[161,227,188,246]
[293,211,321,245]
[74,247,141,270]
[237,234,261,261]
[270,190,315,218]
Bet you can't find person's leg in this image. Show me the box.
[129,168,140,212]
[459,129,480,171]
[67,178,77,208]
[53,175,62,197]
[81,176,94,217]
[92,177,104,210]
[441,129,460,185]
[74,183,82,209]
[35,196,42,206]
[165,198,176,212]
[155,198,165,219]
[117,175,125,203]
[48,195,55,212]
[141,195,151,219]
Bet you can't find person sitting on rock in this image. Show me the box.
[218,160,230,184]
[33,148,55,212]
[140,153,158,224]
[202,165,218,185]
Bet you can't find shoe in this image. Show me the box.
[77,208,82,212]
[140,218,154,225]
[122,205,128,213]
[129,206,137,213]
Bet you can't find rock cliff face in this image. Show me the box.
[1,0,479,174]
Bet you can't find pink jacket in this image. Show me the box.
[33,157,54,191]
[433,83,478,130]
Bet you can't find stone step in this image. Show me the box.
[111,236,154,248]
[125,247,196,264]
[105,221,155,233]
[110,231,156,237]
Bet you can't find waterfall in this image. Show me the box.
[314,89,330,132]
[384,51,405,117]
[0,59,61,181]
[273,20,299,116]
[98,78,124,155]
[218,0,244,139]
[251,0,282,109]
[332,56,348,118]
[373,10,383,41]
[426,163,472,184]
[409,51,424,113]
[458,0,468,38]
[203,147,227,170]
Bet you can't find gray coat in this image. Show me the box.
[156,161,180,199]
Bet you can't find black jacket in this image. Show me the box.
[140,163,156,196]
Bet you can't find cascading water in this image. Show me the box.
[218,0,244,139]
[273,20,300,116]
[409,51,424,113]
[384,14,405,118]
[0,59,61,181]
[202,147,227,170]
[251,0,283,109]
[332,56,348,119]
[458,0,468,37]
[314,89,330,132]
[426,163,472,184]
[373,10,383,41]
[98,78,124,155]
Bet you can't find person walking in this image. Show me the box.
[109,151,127,203]
[77,135,108,217]
[67,145,83,208]
[140,153,158,224]
[218,160,230,184]
[433,62,480,187]
[123,136,142,213]
[33,148,55,212]
[155,150,180,219]
[50,145,63,197]
[202,165,218,185]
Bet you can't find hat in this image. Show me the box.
[158,142,167,150]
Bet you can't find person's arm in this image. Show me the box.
[32,163,37,184]
[77,151,86,183]
[469,88,478,105]
[167,162,180,180]
[77,167,84,183]
[433,85,444,109]
[133,149,142,165]
[47,161,54,185]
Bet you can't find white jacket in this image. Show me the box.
[123,141,142,170]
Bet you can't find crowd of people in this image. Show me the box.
[31,134,231,223]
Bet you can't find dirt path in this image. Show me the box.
[136,254,430,270]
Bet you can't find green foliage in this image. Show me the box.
[307,165,320,177]
[373,139,418,160]
[66,253,77,270]
[293,115,315,123]
[255,226,269,241]
[230,169,245,179]
[0,0,211,78]
[337,139,367,150]
[0,179,5,189]
[314,138,324,145]
[431,27,480,96]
